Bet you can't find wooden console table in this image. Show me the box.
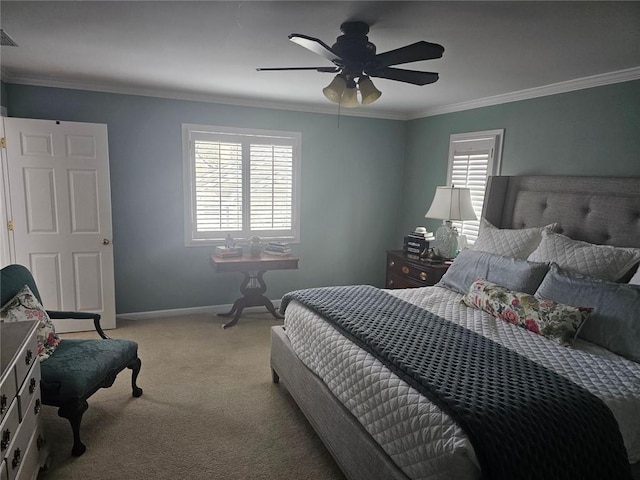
[209,253,299,328]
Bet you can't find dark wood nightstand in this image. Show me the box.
[385,250,450,289]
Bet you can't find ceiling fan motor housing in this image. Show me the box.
[333,22,377,77]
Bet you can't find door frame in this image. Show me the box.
[0,119,15,267]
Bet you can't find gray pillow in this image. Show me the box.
[438,249,549,295]
[535,263,640,362]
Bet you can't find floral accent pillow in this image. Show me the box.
[461,279,591,346]
[0,284,61,361]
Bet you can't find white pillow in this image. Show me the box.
[472,218,557,260]
[527,230,640,282]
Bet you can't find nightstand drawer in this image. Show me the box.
[385,250,449,289]
[386,271,426,289]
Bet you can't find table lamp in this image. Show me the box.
[424,186,477,259]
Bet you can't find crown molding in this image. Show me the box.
[3,66,639,122]
[0,71,407,121]
[409,66,640,119]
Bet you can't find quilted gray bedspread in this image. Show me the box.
[281,284,632,480]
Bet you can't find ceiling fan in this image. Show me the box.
[257,21,444,107]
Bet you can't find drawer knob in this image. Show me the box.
[12,447,21,469]
[388,280,394,287]
[0,394,6,414]
[34,399,42,415]
[1,428,10,451]
[401,266,410,274]
[25,349,33,365]
[420,271,428,281]
[29,377,37,394]
[389,260,395,267]
[37,434,46,451]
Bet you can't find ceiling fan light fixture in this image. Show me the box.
[323,74,346,103]
[261,22,444,109]
[358,76,381,105]
[340,79,359,108]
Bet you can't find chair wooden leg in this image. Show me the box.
[58,399,89,456]
[128,357,143,397]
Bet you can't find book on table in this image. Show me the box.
[264,242,291,255]
[264,244,291,255]
[214,246,243,257]
[264,249,291,256]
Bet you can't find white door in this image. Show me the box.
[2,118,116,332]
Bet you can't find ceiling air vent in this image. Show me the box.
[1,30,18,47]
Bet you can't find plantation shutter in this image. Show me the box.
[447,132,502,244]
[184,125,300,245]
[250,143,294,233]
[194,139,243,234]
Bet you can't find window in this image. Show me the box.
[182,124,301,246]
[446,130,503,244]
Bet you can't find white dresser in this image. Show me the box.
[1,321,48,480]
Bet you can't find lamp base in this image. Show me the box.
[434,221,458,259]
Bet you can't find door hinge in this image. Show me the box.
[7,220,14,231]
[0,137,6,148]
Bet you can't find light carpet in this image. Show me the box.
[38,312,346,480]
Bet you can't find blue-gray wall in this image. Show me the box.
[401,80,640,236]
[5,84,405,313]
[0,81,7,109]
[5,79,640,313]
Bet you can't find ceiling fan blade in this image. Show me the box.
[369,67,439,85]
[374,41,444,67]
[289,34,342,63]
[256,66,339,72]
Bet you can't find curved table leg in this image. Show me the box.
[218,297,246,329]
[218,270,283,327]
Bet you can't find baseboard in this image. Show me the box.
[117,299,282,321]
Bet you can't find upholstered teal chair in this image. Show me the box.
[0,264,142,456]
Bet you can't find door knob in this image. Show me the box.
[103,239,111,245]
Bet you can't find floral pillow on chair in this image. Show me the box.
[1,284,61,361]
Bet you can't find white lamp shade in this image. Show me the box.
[340,86,359,108]
[359,76,381,105]
[424,186,477,221]
[323,75,346,104]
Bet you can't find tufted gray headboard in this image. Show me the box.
[482,176,640,249]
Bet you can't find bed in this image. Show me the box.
[270,175,640,480]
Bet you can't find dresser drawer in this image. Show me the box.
[13,336,37,405]
[17,363,40,424]
[0,397,19,460]
[5,383,42,480]
[7,389,46,480]
[0,372,17,426]
[1,459,7,480]
[10,422,44,480]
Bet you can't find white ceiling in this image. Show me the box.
[1,1,639,119]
